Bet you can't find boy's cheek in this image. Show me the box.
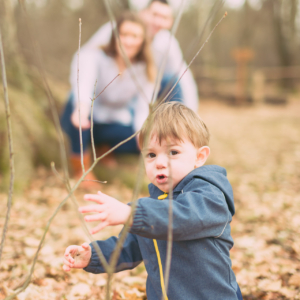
[144,165,153,179]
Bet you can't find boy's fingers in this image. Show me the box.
[84,194,106,204]
[81,242,90,250]
[90,221,108,234]
[63,265,70,272]
[84,212,107,222]
[63,258,73,267]
[79,204,104,214]
[64,246,76,257]
[63,253,74,264]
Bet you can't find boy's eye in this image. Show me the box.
[147,153,156,158]
[170,150,178,156]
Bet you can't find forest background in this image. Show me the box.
[0,0,300,299]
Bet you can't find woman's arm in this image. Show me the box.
[69,49,100,128]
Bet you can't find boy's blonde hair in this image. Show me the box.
[139,102,210,148]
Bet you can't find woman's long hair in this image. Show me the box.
[102,11,156,82]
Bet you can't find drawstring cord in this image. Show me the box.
[153,192,169,300]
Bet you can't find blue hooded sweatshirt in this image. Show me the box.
[84,165,239,299]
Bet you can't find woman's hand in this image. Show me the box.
[63,242,92,271]
[79,191,132,234]
[71,110,91,129]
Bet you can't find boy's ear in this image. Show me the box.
[195,146,210,168]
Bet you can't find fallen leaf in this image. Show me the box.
[69,282,91,297]
[288,273,300,286]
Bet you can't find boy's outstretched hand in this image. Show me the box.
[63,242,91,271]
[79,191,132,234]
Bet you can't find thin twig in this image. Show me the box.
[103,0,150,105]
[106,110,157,300]
[93,73,121,100]
[108,155,145,270]
[0,29,15,265]
[18,4,124,278]
[156,11,228,109]
[1,6,131,300]
[77,18,85,172]
[4,148,126,300]
[1,10,119,300]
[17,0,108,274]
[184,0,224,64]
[90,74,121,162]
[50,162,66,183]
[157,0,225,104]
[164,143,173,297]
[16,3,109,274]
[90,80,97,161]
[3,171,98,300]
[82,179,107,184]
[17,2,110,274]
[151,0,185,105]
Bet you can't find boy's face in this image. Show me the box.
[143,134,208,193]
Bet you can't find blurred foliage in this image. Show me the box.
[0,0,299,190]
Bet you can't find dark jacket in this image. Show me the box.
[84,165,239,299]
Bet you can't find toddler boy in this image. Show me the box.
[63,102,243,300]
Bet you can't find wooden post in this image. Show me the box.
[232,48,254,105]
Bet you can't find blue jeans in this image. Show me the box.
[158,74,183,103]
[61,75,183,154]
[61,97,139,154]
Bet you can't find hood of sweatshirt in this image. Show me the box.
[148,164,235,216]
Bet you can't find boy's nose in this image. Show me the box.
[156,155,167,169]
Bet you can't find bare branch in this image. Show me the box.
[90,74,120,162]
[94,73,121,101]
[0,28,15,265]
[82,179,107,184]
[108,155,145,270]
[90,80,97,162]
[164,143,173,297]
[157,0,225,103]
[1,8,112,299]
[50,161,66,183]
[3,161,114,300]
[156,11,228,109]
[102,0,150,105]
[77,18,85,173]
[151,0,185,105]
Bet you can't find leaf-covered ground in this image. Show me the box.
[0,100,300,300]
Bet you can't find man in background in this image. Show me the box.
[71,0,199,111]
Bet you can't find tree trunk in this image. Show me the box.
[0,0,60,191]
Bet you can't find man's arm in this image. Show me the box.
[152,30,199,111]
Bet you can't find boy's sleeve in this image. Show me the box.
[83,232,143,274]
[130,179,231,241]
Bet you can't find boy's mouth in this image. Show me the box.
[156,174,167,184]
